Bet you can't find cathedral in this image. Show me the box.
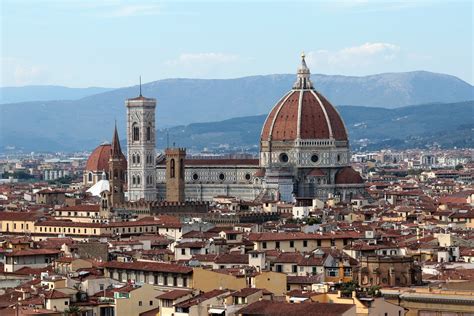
[84,55,365,203]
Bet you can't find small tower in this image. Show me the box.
[165,148,186,202]
[108,124,127,206]
[126,83,157,202]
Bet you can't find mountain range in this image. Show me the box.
[0,85,113,104]
[0,71,472,152]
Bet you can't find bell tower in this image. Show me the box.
[126,84,157,201]
[165,148,186,202]
[108,123,127,206]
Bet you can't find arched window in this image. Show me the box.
[137,154,140,164]
[88,172,92,182]
[132,155,136,164]
[137,176,141,185]
[132,176,136,185]
[132,124,140,141]
[170,159,175,178]
[146,126,151,141]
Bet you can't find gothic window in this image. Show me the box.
[170,159,175,178]
[137,154,140,164]
[146,126,151,141]
[132,176,136,185]
[132,154,136,164]
[137,176,141,185]
[133,124,140,141]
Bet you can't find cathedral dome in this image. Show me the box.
[85,143,112,172]
[261,54,348,142]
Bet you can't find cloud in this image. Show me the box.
[1,58,49,86]
[305,42,401,72]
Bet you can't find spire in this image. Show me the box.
[111,122,123,159]
[139,76,142,96]
[293,52,313,89]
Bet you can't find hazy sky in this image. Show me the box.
[1,0,472,87]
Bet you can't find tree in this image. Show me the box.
[64,306,82,316]
[367,285,381,297]
[340,281,358,295]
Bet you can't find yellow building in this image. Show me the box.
[248,231,361,252]
[192,268,247,292]
[114,283,162,316]
[383,288,474,316]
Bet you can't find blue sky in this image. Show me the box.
[1,0,472,87]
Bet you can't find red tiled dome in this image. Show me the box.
[261,90,348,142]
[335,167,363,184]
[85,144,112,172]
[261,55,348,142]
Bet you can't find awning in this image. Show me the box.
[208,308,225,314]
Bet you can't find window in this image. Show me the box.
[330,239,336,247]
[317,240,321,247]
[290,241,294,248]
[245,173,251,181]
[275,241,280,249]
[326,268,339,277]
[279,153,289,163]
[146,126,151,141]
[88,172,92,182]
[163,275,168,286]
[139,301,142,306]
[183,277,187,287]
[132,176,136,185]
[133,125,140,141]
[137,176,141,185]
[192,173,199,180]
[292,265,297,273]
[219,173,225,181]
[170,159,175,178]
[132,155,136,164]
[180,159,185,180]
[311,154,319,163]
[262,242,267,249]
[276,265,283,272]
[137,154,140,164]
[303,240,308,247]
[173,277,177,286]
[149,300,153,306]
[181,249,185,255]
[344,268,352,277]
